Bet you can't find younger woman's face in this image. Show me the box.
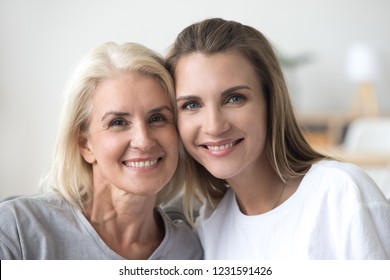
[175,51,268,182]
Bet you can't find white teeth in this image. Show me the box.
[125,159,158,168]
[207,142,234,151]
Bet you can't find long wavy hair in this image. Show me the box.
[48,42,185,211]
[165,18,326,220]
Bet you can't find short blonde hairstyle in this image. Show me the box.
[165,18,326,218]
[49,42,184,210]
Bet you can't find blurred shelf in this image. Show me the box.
[297,112,390,167]
[312,145,390,167]
[297,113,353,147]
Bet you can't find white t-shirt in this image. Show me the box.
[0,192,203,260]
[197,160,390,259]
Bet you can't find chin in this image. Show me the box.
[206,168,235,180]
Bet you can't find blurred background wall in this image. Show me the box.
[1,0,389,200]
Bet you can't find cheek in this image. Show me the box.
[94,136,128,161]
[177,123,199,162]
[248,117,267,150]
[161,127,179,153]
[243,103,267,132]
[177,117,194,146]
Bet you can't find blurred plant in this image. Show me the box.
[277,52,314,108]
[278,52,313,69]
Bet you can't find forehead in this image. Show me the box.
[175,51,260,95]
[92,73,171,111]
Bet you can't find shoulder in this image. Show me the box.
[159,206,198,242]
[308,160,376,187]
[1,192,70,214]
[195,188,235,243]
[156,207,203,259]
[0,192,74,229]
[304,160,387,204]
[0,192,76,259]
[310,160,369,177]
[198,187,234,221]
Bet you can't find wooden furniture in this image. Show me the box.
[297,113,390,167]
[297,113,351,147]
[297,113,390,198]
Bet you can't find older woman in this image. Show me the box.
[0,42,202,259]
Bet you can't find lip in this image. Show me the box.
[122,157,162,171]
[199,138,243,157]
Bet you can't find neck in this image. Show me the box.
[226,161,297,215]
[230,177,286,215]
[84,185,163,259]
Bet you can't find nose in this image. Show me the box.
[130,122,156,151]
[202,106,230,136]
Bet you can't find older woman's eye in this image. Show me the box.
[149,114,168,125]
[109,118,128,127]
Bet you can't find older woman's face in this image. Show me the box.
[80,73,179,196]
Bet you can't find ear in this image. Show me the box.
[79,135,96,164]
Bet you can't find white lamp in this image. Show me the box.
[346,44,379,116]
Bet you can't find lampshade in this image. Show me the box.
[346,44,378,83]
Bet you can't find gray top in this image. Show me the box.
[0,193,203,260]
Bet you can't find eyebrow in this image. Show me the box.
[101,106,173,121]
[176,85,252,102]
[149,105,173,114]
[221,85,252,95]
[176,95,201,102]
[101,111,130,122]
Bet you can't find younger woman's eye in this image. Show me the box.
[182,102,201,110]
[227,95,246,104]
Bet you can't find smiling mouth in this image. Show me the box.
[203,139,243,151]
[123,158,161,168]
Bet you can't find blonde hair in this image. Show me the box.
[49,42,184,210]
[165,18,326,219]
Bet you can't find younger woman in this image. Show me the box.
[165,18,390,259]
